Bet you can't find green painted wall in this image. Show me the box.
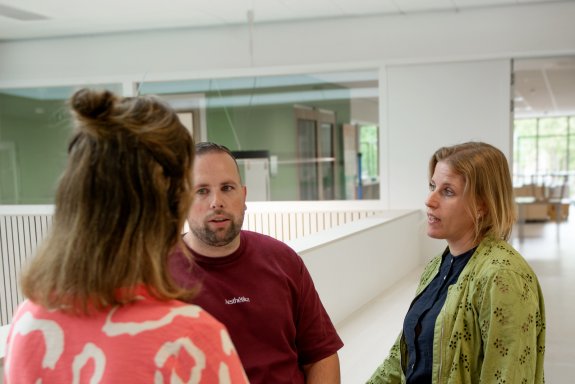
[0,94,70,204]
[205,97,350,200]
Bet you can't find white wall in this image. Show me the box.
[382,59,512,209]
[287,210,423,326]
[0,2,574,83]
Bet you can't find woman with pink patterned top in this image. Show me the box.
[3,89,248,384]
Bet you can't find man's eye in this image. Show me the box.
[428,183,436,191]
[222,185,234,192]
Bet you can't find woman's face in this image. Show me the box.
[425,161,477,255]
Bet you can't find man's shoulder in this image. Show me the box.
[241,230,291,247]
[241,230,302,262]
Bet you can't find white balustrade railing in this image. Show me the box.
[1,206,54,326]
[0,201,385,326]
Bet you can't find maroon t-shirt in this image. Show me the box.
[169,230,343,384]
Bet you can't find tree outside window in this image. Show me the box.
[514,116,574,200]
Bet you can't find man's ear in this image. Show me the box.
[242,185,247,210]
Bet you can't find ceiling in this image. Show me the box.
[514,57,575,119]
[1,0,570,41]
[1,0,574,118]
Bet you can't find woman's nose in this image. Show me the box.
[425,192,437,208]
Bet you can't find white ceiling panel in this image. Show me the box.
[514,57,575,118]
[2,0,568,41]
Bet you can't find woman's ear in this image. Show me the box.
[476,200,487,218]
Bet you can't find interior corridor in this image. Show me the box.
[337,210,575,383]
[1,210,572,383]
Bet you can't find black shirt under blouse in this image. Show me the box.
[403,246,476,383]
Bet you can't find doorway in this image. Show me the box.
[295,106,336,200]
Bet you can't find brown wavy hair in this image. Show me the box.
[429,141,516,243]
[21,88,195,314]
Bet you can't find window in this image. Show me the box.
[514,116,574,200]
[0,70,380,204]
[139,69,379,201]
[359,124,379,181]
[294,106,336,200]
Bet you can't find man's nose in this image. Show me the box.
[210,192,224,209]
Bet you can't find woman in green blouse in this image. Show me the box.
[368,141,545,384]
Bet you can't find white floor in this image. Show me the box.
[337,210,575,384]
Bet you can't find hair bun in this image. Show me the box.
[71,88,116,121]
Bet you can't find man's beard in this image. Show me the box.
[191,213,244,247]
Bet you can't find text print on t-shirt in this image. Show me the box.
[225,296,251,305]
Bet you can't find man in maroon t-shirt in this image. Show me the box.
[170,142,343,384]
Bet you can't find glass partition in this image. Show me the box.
[0,84,122,204]
[139,70,379,201]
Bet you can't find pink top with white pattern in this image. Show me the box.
[4,285,248,383]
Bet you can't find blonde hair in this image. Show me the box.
[21,89,195,314]
[429,141,516,242]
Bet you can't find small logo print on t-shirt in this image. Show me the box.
[225,296,251,305]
